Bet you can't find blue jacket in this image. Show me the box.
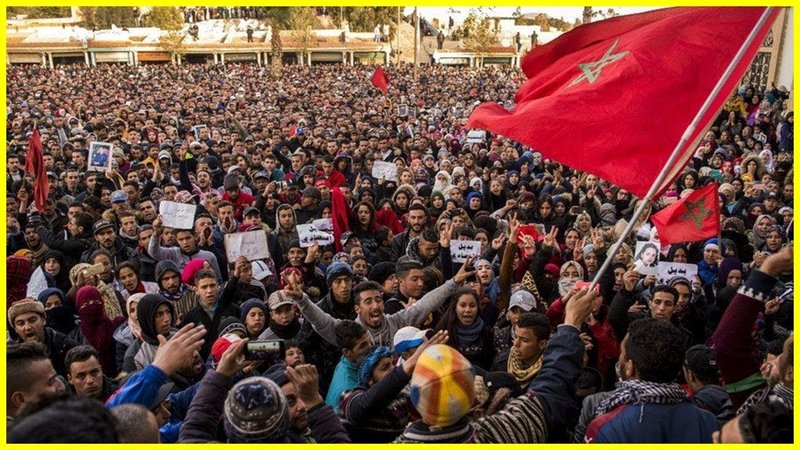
[325,356,359,411]
[105,364,199,443]
[585,401,718,443]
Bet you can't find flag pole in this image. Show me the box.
[589,7,776,291]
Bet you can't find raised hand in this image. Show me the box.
[153,323,207,376]
[453,255,477,285]
[403,330,449,375]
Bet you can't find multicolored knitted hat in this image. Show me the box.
[409,344,475,428]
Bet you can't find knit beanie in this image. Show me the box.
[240,299,268,323]
[218,316,247,338]
[358,346,394,386]
[410,344,475,428]
[224,377,289,443]
[325,261,353,287]
[224,173,240,191]
[8,299,45,325]
[263,363,290,387]
[182,259,208,286]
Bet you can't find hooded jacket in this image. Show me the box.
[148,234,222,281]
[134,294,177,370]
[268,204,299,270]
[156,260,198,322]
[37,287,77,336]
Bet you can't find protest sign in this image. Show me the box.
[192,124,207,140]
[466,129,486,144]
[158,201,197,230]
[657,262,698,286]
[312,218,334,234]
[371,160,397,182]
[633,241,660,276]
[88,141,113,172]
[297,223,334,248]
[224,230,270,261]
[450,240,481,263]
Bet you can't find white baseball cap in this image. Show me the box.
[509,290,537,312]
[251,260,272,281]
[393,326,427,353]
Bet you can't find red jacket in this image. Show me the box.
[221,190,255,221]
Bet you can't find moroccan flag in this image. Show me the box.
[24,128,49,213]
[651,182,720,245]
[468,7,778,198]
[371,66,389,93]
[330,187,351,252]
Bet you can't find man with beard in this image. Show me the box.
[107,322,209,443]
[194,169,218,197]
[269,204,299,270]
[402,228,441,269]
[390,204,427,261]
[80,220,137,267]
[154,260,197,323]
[264,364,351,442]
[23,221,49,266]
[295,262,475,360]
[8,300,80,377]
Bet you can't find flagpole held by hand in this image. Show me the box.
[589,7,778,292]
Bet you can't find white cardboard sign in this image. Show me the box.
[297,223,334,248]
[224,230,270,261]
[371,160,397,182]
[158,201,197,230]
[450,240,481,263]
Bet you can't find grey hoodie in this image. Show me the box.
[296,280,458,348]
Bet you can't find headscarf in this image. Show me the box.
[36,287,75,335]
[758,149,775,174]
[76,286,124,374]
[358,346,394,386]
[126,293,145,340]
[716,257,744,291]
[469,177,483,193]
[434,171,454,198]
[69,263,124,320]
[558,261,585,297]
[751,214,776,249]
[40,249,70,291]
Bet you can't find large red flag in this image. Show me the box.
[370,66,389,94]
[468,7,778,198]
[24,129,49,213]
[651,182,720,245]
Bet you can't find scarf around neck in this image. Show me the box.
[595,379,688,416]
[508,350,543,385]
[456,317,484,347]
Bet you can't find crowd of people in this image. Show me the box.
[5,57,794,443]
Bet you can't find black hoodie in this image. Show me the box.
[136,294,176,346]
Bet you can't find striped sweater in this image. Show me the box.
[396,325,584,443]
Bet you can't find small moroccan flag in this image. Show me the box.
[651,182,720,245]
